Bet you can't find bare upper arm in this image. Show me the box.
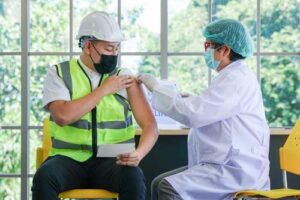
[48,100,66,113]
[126,79,156,129]
[47,100,68,125]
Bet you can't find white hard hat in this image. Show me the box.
[76,11,123,43]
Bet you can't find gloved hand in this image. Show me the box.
[137,74,160,92]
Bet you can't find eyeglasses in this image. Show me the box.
[204,41,224,51]
[204,41,213,51]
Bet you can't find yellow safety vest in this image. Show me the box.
[49,59,135,162]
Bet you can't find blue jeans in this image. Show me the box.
[32,155,145,200]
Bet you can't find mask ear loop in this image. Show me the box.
[91,42,102,56]
[90,42,102,64]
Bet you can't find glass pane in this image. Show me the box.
[212,0,257,52]
[0,56,21,125]
[121,0,160,52]
[30,129,42,174]
[0,178,20,199]
[0,130,21,173]
[73,0,117,52]
[245,56,257,75]
[168,0,208,52]
[0,0,21,52]
[30,0,69,52]
[29,177,33,200]
[121,56,160,76]
[261,56,300,127]
[30,56,69,125]
[169,56,208,95]
[261,0,300,52]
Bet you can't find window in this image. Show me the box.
[0,0,299,199]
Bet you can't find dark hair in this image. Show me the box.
[78,36,98,48]
[230,50,245,61]
[213,42,245,61]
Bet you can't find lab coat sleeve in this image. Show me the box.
[152,76,241,128]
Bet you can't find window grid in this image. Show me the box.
[256,0,261,81]
[160,0,168,79]
[0,0,299,199]
[208,0,212,85]
[20,0,30,199]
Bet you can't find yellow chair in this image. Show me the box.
[36,118,119,199]
[234,119,300,199]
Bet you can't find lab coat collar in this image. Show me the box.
[218,59,246,75]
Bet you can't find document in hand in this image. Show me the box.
[97,143,135,157]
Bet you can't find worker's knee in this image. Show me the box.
[32,163,58,191]
[120,166,145,191]
[31,158,68,200]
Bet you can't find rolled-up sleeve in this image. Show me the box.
[42,65,70,110]
[116,68,133,100]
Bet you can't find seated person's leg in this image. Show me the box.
[157,179,183,200]
[88,157,145,200]
[151,166,187,200]
[32,155,88,200]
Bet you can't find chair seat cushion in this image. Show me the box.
[58,189,118,198]
[235,188,300,199]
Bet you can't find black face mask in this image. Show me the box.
[90,44,118,74]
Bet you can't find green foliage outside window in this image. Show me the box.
[0,0,299,198]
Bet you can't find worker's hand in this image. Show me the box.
[116,150,143,167]
[137,74,159,92]
[100,75,134,96]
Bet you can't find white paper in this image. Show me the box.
[97,143,135,157]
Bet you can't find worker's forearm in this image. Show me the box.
[52,87,105,125]
[136,125,158,158]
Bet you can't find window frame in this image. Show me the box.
[0,0,298,199]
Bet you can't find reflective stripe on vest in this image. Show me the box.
[51,137,135,151]
[60,61,73,98]
[50,116,133,130]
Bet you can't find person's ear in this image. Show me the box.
[222,45,231,57]
[83,41,92,55]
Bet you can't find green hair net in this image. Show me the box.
[203,19,254,58]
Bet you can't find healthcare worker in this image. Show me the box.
[138,19,270,200]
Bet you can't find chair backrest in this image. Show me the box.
[43,117,51,158]
[279,118,300,175]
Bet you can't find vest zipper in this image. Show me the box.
[91,107,97,156]
[92,75,104,156]
[77,60,100,156]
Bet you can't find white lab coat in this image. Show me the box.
[152,60,270,200]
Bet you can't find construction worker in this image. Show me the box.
[32,11,158,200]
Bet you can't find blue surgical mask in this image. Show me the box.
[203,48,221,70]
